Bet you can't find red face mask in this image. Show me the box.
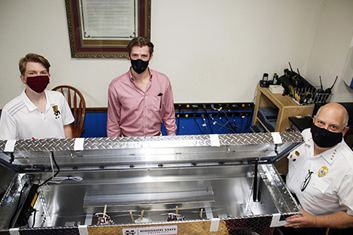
[26,75,50,93]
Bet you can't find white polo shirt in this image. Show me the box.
[286,128,353,216]
[0,90,75,140]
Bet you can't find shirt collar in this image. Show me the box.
[45,90,56,106]
[129,67,153,81]
[317,142,342,165]
[21,89,51,112]
[306,133,343,165]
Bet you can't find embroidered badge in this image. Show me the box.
[52,105,61,119]
[318,166,328,177]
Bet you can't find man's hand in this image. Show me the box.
[285,208,353,229]
[285,208,317,229]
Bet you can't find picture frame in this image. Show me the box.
[65,0,151,58]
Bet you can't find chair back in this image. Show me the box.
[52,85,86,137]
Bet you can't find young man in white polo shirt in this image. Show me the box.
[0,53,74,140]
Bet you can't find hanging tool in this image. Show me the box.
[318,76,324,93]
[325,76,338,94]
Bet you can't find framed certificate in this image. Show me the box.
[65,0,151,58]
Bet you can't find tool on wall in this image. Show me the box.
[278,62,337,105]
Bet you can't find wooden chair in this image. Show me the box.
[52,85,86,138]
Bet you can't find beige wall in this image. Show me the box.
[306,0,353,102]
[0,0,352,108]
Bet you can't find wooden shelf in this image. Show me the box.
[252,84,315,175]
[256,117,270,132]
[252,84,314,132]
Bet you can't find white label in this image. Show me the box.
[9,228,20,235]
[271,132,282,144]
[78,225,89,235]
[210,218,220,232]
[205,207,213,219]
[209,134,220,147]
[123,226,178,235]
[270,213,287,227]
[4,139,16,152]
[74,138,85,151]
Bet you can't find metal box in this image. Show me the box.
[0,132,302,235]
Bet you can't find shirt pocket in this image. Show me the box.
[311,176,329,194]
[150,95,161,112]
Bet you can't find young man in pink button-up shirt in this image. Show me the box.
[107,37,177,137]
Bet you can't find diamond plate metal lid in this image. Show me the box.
[0,132,303,171]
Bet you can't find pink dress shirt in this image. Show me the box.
[107,68,177,137]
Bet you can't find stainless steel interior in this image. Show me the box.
[0,132,302,233]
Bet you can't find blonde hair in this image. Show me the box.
[19,53,50,75]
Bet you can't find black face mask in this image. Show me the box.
[310,123,343,148]
[131,59,149,74]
